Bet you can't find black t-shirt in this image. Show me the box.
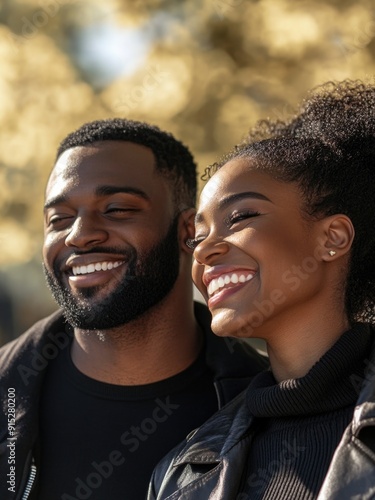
[37,341,217,500]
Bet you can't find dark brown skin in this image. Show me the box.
[192,157,354,382]
[43,141,201,385]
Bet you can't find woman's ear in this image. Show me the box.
[178,208,196,253]
[320,214,355,261]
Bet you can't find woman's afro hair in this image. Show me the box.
[206,80,375,324]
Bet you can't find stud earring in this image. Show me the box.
[328,250,336,256]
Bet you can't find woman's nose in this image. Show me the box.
[193,234,230,265]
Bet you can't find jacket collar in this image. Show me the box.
[0,310,70,498]
[172,328,375,467]
[352,335,375,434]
[173,391,254,465]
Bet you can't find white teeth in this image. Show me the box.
[72,261,124,276]
[206,272,254,297]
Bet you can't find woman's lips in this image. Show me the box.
[205,270,255,307]
[206,271,254,297]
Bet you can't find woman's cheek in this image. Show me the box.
[192,260,206,296]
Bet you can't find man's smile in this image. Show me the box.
[63,254,128,288]
[72,260,125,276]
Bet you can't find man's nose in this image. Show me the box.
[65,215,108,249]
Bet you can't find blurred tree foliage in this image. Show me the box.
[1,0,375,337]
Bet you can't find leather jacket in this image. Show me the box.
[0,303,268,500]
[149,337,375,500]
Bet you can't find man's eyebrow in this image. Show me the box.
[95,185,150,201]
[44,186,150,210]
[44,194,67,210]
[195,191,272,225]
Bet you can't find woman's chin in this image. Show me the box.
[210,309,257,338]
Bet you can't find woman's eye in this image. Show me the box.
[186,237,205,250]
[227,211,260,225]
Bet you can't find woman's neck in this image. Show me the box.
[266,313,350,382]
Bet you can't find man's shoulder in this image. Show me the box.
[0,309,68,374]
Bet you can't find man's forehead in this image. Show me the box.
[50,147,87,181]
[48,142,157,183]
[44,142,171,208]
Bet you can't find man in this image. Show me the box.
[0,119,267,500]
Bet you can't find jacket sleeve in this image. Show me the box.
[317,423,375,499]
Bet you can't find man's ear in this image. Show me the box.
[319,214,355,261]
[177,208,196,253]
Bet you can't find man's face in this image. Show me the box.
[43,141,180,329]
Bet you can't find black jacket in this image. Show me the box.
[149,335,375,500]
[0,302,268,500]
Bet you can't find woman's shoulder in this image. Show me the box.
[148,390,253,499]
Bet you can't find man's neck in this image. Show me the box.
[70,293,203,385]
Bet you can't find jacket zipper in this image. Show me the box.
[21,460,37,500]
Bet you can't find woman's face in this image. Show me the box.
[192,157,329,339]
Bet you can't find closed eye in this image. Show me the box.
[106,207,139,213]
[186,237,206,250]
[226,210,260,226]
[47,214,74,228]
[105,207,140,218]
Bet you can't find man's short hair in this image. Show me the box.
[57,118,197,211]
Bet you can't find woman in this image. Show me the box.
[148,80,375,499]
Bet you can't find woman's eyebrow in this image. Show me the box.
[218,191,272,210]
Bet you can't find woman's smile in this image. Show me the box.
[192,158,329,339]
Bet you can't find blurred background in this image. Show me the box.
[1,0,375,345]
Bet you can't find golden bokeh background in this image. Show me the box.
[1,0,375,344]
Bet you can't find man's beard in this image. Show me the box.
[43,216,180,330]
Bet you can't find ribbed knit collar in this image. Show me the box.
[246,323,373,418]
